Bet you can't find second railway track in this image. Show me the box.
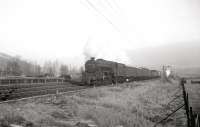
[0,82,89,103]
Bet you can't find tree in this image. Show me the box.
[43,61,54,77]
[6,59,22,76]
[20,61,32,76]
[33,64,42,76]
[52,60,59,76]
[43,60,60,77]
[59,64,69,76]
[79,66,84,74]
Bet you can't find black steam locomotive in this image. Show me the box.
[82,57,160,85]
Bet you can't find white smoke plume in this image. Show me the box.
[82,35,130,64]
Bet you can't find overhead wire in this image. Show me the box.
[84,0,120,32]
[111,0,121,10]
[82,0,135,47]
[103,0,117,13]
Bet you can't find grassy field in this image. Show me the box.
[0,79,186,127]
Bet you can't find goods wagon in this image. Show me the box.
[125,66,138,81]
[95,59,126,76]
[151,70,160,78]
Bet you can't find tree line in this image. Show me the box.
[0,56,84,77]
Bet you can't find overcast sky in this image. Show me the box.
[0,0,200,68]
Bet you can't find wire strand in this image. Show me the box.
[153,104,185,127]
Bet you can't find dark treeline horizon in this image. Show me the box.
[0,52,84,77]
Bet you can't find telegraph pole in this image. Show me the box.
[162,66,166,83]
[162,65,171,83]
[115,63,118,86]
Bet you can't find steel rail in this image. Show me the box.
[0,87,89,104]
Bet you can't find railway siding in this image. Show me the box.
[0,85,88,104]
[0,82,87,102]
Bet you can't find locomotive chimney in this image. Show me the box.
[91,57,95,60]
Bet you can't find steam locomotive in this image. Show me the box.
[82,57,160,85]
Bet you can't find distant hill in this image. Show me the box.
[127,41,200,77]
[174,67,200,78]
[128,41,200,67]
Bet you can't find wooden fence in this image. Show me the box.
[181,78,200,127]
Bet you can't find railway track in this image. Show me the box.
[0,88,88,104]
[0,82,89,103]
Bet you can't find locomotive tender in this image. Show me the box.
[83,57,160,85]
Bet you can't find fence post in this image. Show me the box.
[190,107,195,127]
[181,78,190,127]
[196,114,200,127]
[195,115,198,127]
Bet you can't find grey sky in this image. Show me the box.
[0,0,200,68]
[127,41,200,69]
